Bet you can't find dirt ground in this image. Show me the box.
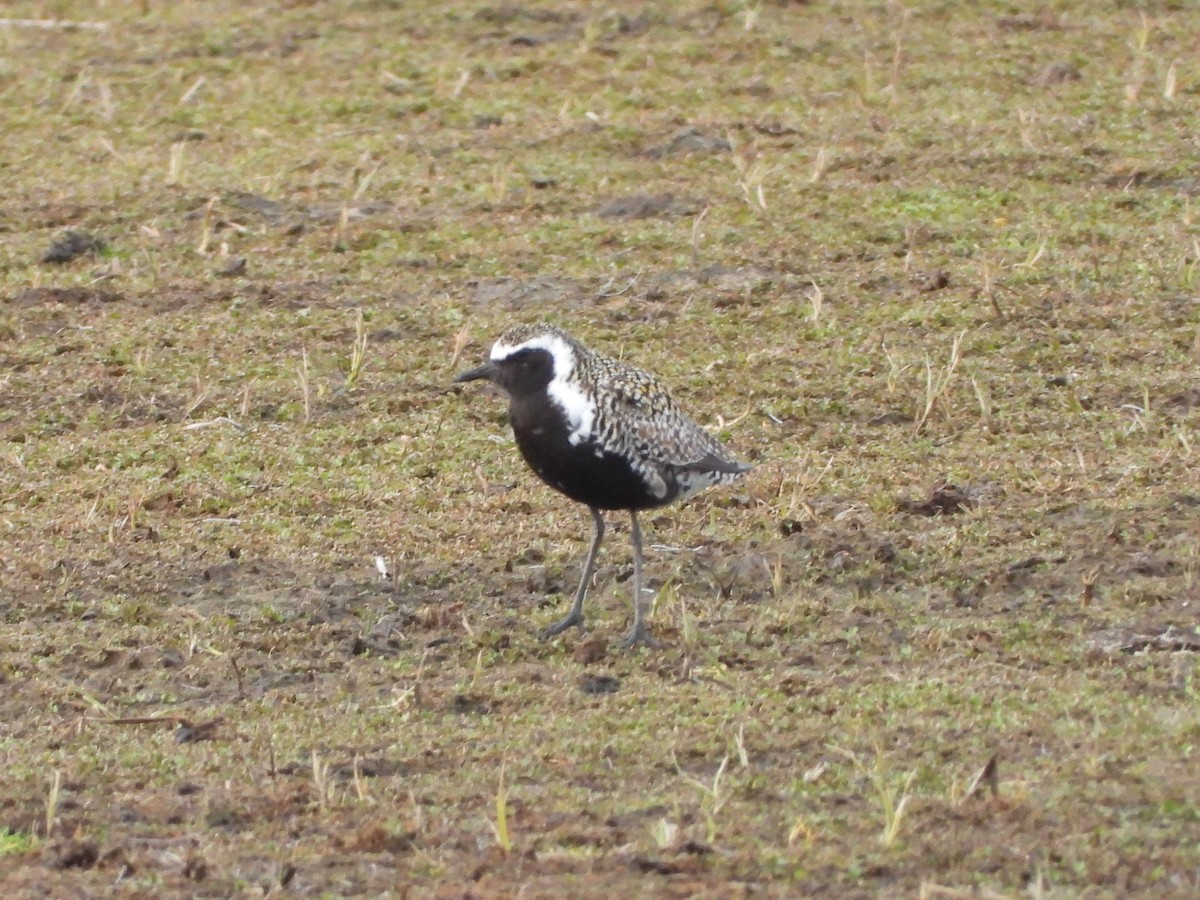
[1,1,1198,897]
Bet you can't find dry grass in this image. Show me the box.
[1,0,1199,895]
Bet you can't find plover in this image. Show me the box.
[454,323,751,648]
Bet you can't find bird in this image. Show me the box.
[454,322,751,648]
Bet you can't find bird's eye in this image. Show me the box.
[508,348,534,363]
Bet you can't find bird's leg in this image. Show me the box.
[542,507,605,638]
[615,510,662,649]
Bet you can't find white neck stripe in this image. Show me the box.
[490,333,594,444]
[490,333,575,368]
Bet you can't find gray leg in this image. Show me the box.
[542,507,604,638]
[615,510,661,649]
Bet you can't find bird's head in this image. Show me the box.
[453,323,578,398]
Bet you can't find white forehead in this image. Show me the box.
[490,333,576,373]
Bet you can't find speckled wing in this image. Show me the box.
[590,357,748,486]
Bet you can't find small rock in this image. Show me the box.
[215,256,247,277]
[160,649,185,668]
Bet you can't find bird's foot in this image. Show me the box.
[541,611,585,639]
[614,624,663,650]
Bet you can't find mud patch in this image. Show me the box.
[643,265,791,300]
[1086,626,1200,655]
[898,482,1004,516]
[11,286,122,306]
[468,275,592,311]
[644,127,732,158]
[1031,61,1081,87]
[594,193,706,219]
[42,839,101,870]
[1102,171,1200,195]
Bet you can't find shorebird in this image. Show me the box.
[455,323,750,647]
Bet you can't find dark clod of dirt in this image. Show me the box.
[571,637,608,664]
[902,482,984,518]
[450,692,496,714]
[41,230,106,264]
[160,649,185,668]
[594,193,706,219]
[44,839,100,870]
[579,674,620,695]
[630,855,682,875]
[215,256,247,277]
[176,718,223,743]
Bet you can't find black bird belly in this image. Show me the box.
[509,399,673,511]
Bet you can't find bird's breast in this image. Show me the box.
[507,394,676,511]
